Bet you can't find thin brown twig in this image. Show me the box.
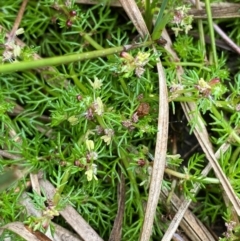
[118,1,169,240]
[7,0,29,43]
[0,149,21,160]
[213,24,240,55]
[108,169,125,241]
[161,143,230,241]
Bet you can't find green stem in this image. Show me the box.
[119,147,144,218]
[195,0,206,57]
[0,41,153,73]
[70,68,89,94]
[165,168,220,184]
[82,33,114,61]
[145,0,153,32]
[205,0,218,66]
[170,96,197,102]
[230,147,240,165]
[170,98,237,113]
[53,169,70,205]
[119,78,130,95]
[163,62,211,72]
[82,33,104,50]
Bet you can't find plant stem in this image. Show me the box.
[152,0,169,40]
[164,168,220,184]
[205,0,218,66]
[230,147,240,165]
[53,169,70,205]
[119,78,130,95]
[70,68,89,94]
[0,41,153,73]
[163,62,211,72]
[195,0,206,57]
[119,147,144,218]
[82,33,104,50]
[144,0,153,32]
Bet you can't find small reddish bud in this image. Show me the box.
[131,112,139,123]
[85,107,94,120]
[137,159,146,167]
[137,102,150,117]
[42,219,50,230]
[74,160,81,166]
[60,161,67,166]
[155,37,167,46]
[66,19,72,27]
[120,51,134,61]
[137,93,144,100]
[76,94,82,101]
[69,10,77,16]
[209,78,220,86]
[86,153,91,163]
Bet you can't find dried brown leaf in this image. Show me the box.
[108,171,125,241]
[0,222,46,241]
[119,1,169,240]
[39,179,103,241]
[118,0,149,38]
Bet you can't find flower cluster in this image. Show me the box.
[119,51,151,77]
[171,6,193,36]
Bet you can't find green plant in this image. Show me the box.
[0,0,240,240]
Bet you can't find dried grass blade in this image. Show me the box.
[118,0,149,38]
[20,191,83,241]
[139,59,168,241]
[162,27,240,239]
[119,1,169,240]
[39,179,104,241]
[161,143,230,241]
[183,102,240,216]
[108,171,125,241]
[161,187,215,241]
[0,222,46,241]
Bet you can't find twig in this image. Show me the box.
[7,0,29,43]
[213,24,240,55]
[39,179,104,241]
[118,1,169,241]
[188,3,240,19]
[0,149,21,160]
[108,170,125,241]
[161,143,230,241]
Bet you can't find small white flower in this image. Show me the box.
[94,97,104,115]
[100,128,114,145]
[67,115,79,125]
[100,135,112,145]
[15,28,24,35]
[88,76,103,90]
[86,139,94,151]
[85,164,98,181]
